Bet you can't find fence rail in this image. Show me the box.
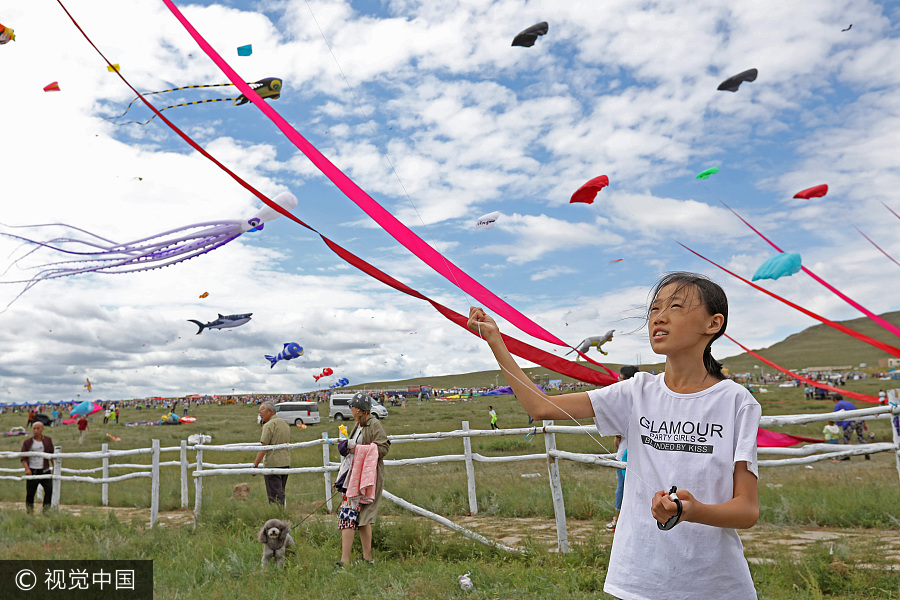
[2,405,898,549]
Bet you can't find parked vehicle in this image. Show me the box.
[273,401,320,426]
[329,393,388,420]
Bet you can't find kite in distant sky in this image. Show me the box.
[696,166,719,179]
[107,64,121,72]
[0,23,15,44]
[570,175,609,204]
[187,313,252,335]
[329,377,350,389]
[512,22,548,47]
[567,331,615,357]
[609,258,624,264]
[475,211,500,229]
[842,24,852,32]
[0,192,297,310]
[314,367,333,381]
[717,69,757,92]
[83,378,92,393]
[265,342,303,368]
[793,184,828,199]
[752,252,802,281]
[237,44,252,56]
[199,292,209,298]
[43,82,60,92]
[107,76,282,125]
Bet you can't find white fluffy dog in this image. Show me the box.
[257,518,294,569]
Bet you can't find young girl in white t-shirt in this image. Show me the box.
[468,272,761,600]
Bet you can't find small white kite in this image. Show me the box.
[475,211,500,230]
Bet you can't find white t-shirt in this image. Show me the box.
[589,372,761,600]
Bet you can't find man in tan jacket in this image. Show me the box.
[253,401,291,505]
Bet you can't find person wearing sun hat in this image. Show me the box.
[335,392,390,569]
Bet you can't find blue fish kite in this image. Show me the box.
[752,252,802,281]
[265,342,303,368]
[329,377,349,389]
[187,313,252,334]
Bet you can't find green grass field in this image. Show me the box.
[1,377,899,599]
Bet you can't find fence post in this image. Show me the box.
[51,445,61,508]
[193,446,204,525]
[543,420,569,553]
[322,433,333,512]
[892,404,900,484]
[462,421,478,515]
[150,440,160,528]
[101,443,109,506]
[180,440,189,509]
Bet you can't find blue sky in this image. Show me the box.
[2,0,900,402]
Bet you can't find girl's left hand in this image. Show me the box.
[651,488,696,525]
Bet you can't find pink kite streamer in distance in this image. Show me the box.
[757,429,823,447]
[724,334,880,404]
[720,201,900,340]
[855,227,900,269]
[161,0,573,351]
[678,242,900,358]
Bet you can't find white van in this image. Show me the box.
[274,401,321,426]
[329,393,388,421]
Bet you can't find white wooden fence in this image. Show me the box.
[2,405,898,551]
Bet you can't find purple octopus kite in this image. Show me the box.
[0,191,297,309]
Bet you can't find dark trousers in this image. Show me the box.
[25,468,52,512]
[842,421,865,444]
[264,473,288,506]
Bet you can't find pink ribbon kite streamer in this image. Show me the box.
[161,0,574,350]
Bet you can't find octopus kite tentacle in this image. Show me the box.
[0,193,297,311]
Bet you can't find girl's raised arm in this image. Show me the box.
[467,307,594,420]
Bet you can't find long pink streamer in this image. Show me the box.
[161,0,570,349]
[721,202,900,339]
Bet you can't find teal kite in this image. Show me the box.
[696,167,719,179]
[752,252,802,281]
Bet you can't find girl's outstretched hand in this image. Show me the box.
[468,307,501,342]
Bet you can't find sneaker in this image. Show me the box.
[333,561,345,572]
[605,516,618,531]
[352,559,375,566]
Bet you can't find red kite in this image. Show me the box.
[793,184,828,199]
[570,175,609,204]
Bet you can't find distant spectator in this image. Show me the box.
[488,406,498,430]
[878,389,887,405]
[822,420,840,444]
[833,395,869,460]
[77,416,89,446]
[21,422,54,513]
